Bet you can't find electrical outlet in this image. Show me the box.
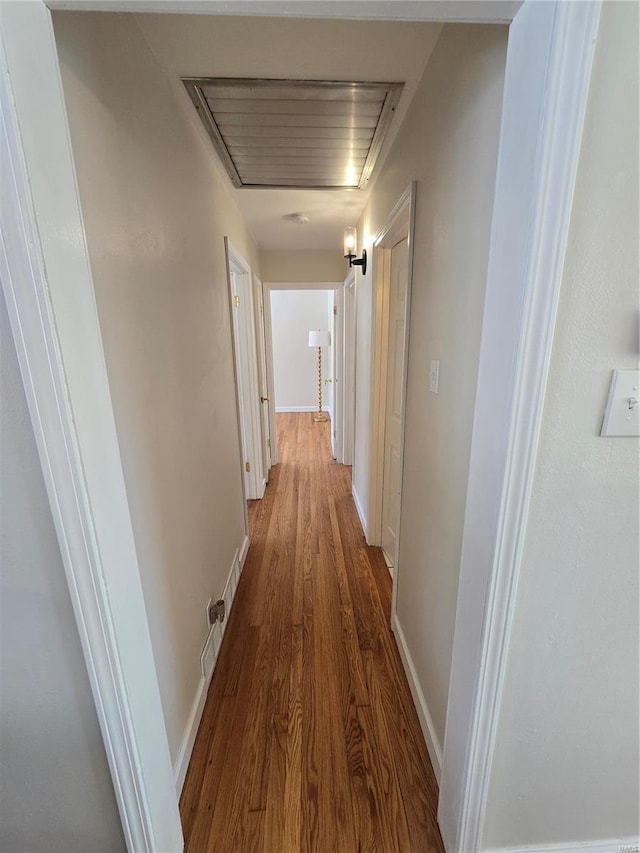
[208,598,226,625]
[216,599,226,624]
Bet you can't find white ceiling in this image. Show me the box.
[136,14,443,250]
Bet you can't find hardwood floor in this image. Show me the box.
[180,412,444,852]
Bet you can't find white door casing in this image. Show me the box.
[343,270,356,468]
[369,185,416,557]
[1,2,601,851]
[260,280,279,466]
[329,289,338,456]
[381,238,410,567]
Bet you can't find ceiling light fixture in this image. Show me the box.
[344,226,367,275]
[286,212,310,225]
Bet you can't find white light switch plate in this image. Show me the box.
[601,369,640,436]
[429,360,440,394]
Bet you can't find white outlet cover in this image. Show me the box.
[601,369,640,436]
[429,360,440,394]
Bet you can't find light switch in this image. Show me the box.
[600,369,640,436]
[429,360,440,394]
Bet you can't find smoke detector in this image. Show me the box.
[286,212,310,225]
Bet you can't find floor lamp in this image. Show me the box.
[308,330,331,422]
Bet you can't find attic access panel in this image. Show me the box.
[182,78,404,190]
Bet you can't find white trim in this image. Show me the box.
[173,540,246,795]
[440,3,603,851]
[253,273,272,477]
[0,8,181,851]
[485,839,640,853]
[351,486,369,541]
[261,280,279,466]
[238,533,251,568]
[275,405,321,413]
[173,672,210,797]
[368,184,416,548]
[391,611,443,783]
[341,270,356,467]
[45,1,521,23]
[369,184,416,631]
[264,280,342,291]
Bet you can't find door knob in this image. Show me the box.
[261,396,270,403]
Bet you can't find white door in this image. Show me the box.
[254,276,271,475]
[226,242,265,501]
[381,237,409,565]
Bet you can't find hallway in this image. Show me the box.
[180,413,443,852]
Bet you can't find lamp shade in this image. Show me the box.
[308,330,331,348]
[343,226,357,257]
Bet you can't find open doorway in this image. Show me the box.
[264,280,349,461]
[2,3,605,852]
[368,186,416,578]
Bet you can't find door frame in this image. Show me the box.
[263,279,343,434]
[0,2,601,851]
[225,239,265,501]
[368,183,416,567]
[330,287,342,458]
[341,270,356,467]
[253,273,272,477]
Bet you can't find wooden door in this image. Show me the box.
[381,238,409,565]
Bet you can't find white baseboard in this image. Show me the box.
[275,405,318,412]
[173,538,248,795]
[351,486,368,541]
[391,610,443,784]
[486,838,639,853]
[173,671,209,796]
[239,534,250,568]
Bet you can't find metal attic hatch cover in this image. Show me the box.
[182,78,404,190]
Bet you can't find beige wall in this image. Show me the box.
[53,11,259,765]
[270,289,333,411]
[0,292,125,852]
[261,250,345,283]
[482,3,640,848]
[353,23,508,749]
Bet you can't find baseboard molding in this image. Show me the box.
[351,486,368,541]
[391,610,443,784]
[275,405,318,413]
[173,671,209,796]
[485,837,639,853]
[239,534,250,568]
[173,538,248,795]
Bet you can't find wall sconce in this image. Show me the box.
[343,226,367,275]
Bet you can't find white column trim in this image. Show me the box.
[0,7,182,851]
[441,2,602,850]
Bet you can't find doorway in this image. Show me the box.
[225,239,266,501]
[381,237,410,569]
[264,282,345,451]
[369,185,416,579]
[2,4,602,852]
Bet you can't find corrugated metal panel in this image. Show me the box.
[182,78,404,189]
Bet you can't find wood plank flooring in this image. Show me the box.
[180,412,444,852]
